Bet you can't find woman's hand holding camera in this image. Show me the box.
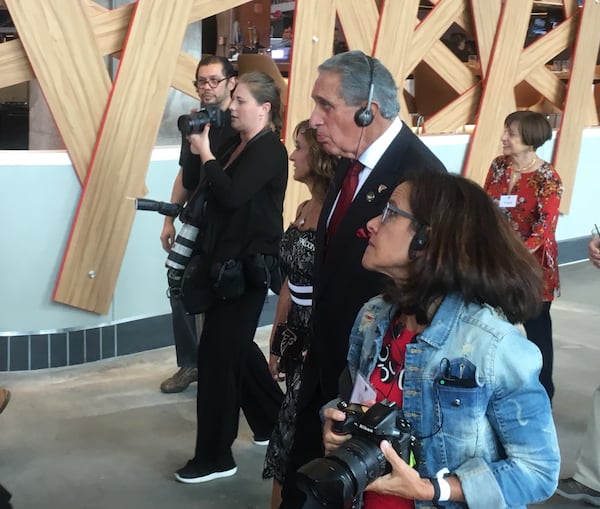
[365,440,431,499]
[322,407,354,455]
[187,121,214,164]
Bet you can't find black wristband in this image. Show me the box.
[431,477,441,505]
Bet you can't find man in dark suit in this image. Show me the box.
[280,51,446,508]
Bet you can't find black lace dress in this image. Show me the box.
[262,225,316,482]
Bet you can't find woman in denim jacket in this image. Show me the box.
[322,172,559,509]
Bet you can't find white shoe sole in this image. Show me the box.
[174,466,237,484]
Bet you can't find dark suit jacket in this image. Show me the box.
[306,122,447,405]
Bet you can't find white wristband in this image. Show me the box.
[435,468,451,502]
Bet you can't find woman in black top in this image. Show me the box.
[175,72,287,483]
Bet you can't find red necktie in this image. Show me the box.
[328,160,363,239]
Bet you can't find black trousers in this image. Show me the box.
[279,356,327,509]
[191,286,284,468]
[169,294,198,368]
[524,301,554,401]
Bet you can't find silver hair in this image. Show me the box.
[318,50,400,119]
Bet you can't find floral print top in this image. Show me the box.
[484,155,563,301]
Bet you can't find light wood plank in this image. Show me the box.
[405,0,466,74]
[0,39,32,89]
[336,0,379,53]
[189,0,250,23]
[470,0,502,76]
[173,52,202,98]
[53,0,193,313]
[563,0,579,17]
[424,84,481,133]
[517,14,577,82]
[554,0,600,210]
[423,41,477,92]
[5,0,112,184]
[89,2,133,56]
[282,0,337,225]
[375,0,420,125]
[463,0,534,184]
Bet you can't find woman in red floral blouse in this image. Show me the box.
[484,110,563,402]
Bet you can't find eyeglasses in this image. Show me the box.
[193,77,228,89]
[381,202,419,225]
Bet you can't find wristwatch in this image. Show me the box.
[431,467,451,506]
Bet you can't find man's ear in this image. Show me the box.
[227,76,237,91]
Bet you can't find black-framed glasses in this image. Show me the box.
[193,77,228,89]
[381,202,419,225]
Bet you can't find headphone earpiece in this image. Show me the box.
[354,56,375,127]
[408,224,429,260]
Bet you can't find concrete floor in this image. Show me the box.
[1,261,599,509]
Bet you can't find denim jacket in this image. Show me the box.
[346,292,559,509]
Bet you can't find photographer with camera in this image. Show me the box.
[158,55,237,394]
[174,71,286,484]
[313,173,559,509]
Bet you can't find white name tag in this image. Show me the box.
[499,194,517,208]
[350,373,376,404]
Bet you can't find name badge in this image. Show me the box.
[350,372,376,404]
[499,194,517,208]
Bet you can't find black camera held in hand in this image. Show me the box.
[297,399,419,509]
[177,104,222,135]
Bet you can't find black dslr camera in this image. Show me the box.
[297,400,419,509]
[177,104,222,135]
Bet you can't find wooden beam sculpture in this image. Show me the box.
[5,0,112,184]
[281,0,339,218]
[1,0,598,313]
[554,0,600,210]
[52,0,193,313]
[463,0,536,184]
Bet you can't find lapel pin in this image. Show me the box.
[377,185,387,193]
[366,191,375,202]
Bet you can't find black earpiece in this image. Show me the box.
[354,56,375,127]
[408,224,429,260]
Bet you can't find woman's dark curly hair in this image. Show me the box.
[386,172,542,325]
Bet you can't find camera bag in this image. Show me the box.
[180,251,214,314]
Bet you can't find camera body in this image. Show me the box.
[297,399,418,509]
[177,104,222,135]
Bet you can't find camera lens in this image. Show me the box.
[297,436,388,509]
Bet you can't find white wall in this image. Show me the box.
[1,128,598,334]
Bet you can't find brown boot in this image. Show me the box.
[160,367,198,393]
[0,388,10,415]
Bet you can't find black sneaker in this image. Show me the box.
[174,460,237,484]
[556,478,600,507]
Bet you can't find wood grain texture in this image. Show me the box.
[405,0,466,74]
[1,0,599,314]
[470,0,502,76]
[5,0,111,184]
[554,0,600,210]
[375,0,420,125]
[53,0,193,313]
[281,0,337,224]
[463,0,534,184]
[335,0,379,53]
